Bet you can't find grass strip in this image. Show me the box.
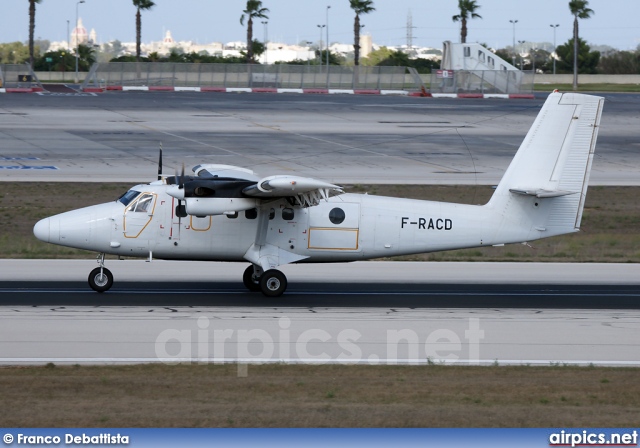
[0,363,638,427]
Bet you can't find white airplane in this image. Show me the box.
[33,91,604,296]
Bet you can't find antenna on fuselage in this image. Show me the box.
[157,143,163,181]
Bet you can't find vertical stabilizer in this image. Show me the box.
[489,92,604,237]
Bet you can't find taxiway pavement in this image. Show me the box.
[1,92,639,185]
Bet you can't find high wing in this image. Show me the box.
[166,164,343,215]
[242,175,343,207]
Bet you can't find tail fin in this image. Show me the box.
[489,92,604,237]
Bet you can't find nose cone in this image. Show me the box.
[33,218,50,243]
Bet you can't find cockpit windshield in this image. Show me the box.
[118,190,141,206]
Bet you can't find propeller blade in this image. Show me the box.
[157,143,163,181]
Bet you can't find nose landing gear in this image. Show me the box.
[88,253,113,293]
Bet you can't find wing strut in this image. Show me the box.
[243,206,308,272]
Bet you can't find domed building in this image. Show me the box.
[71,18,88,47]
[163,30,175,46]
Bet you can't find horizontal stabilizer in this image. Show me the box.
[509,188,577,198]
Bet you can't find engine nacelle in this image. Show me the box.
[184,197,258,216]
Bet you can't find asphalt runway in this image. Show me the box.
[1,91,639,184]
[0,261,639,366]
[1,281,640,309]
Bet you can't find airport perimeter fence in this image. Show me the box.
[81,62,420,91]
[0,63,43,90]
[430,69,534,95]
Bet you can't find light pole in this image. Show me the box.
[509,19,518,66]
[306,41,313,67]
[326,5,331,71]
[550,24,559,75]
[67,20,70,51]
[74,0,85,84]
[317,24,325,64]
[518,40,525,70]
[531,46,537,73]
[261,21,268,64]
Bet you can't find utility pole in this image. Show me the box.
[262,21,268,64]
[326,5,331,71]
[509,19,518,67]
[550,24,559,75]
[518,40,526,70]
[74,0,85,84]
[317,24,325,64]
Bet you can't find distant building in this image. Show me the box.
[71,18,88,48]
[360,34,372,58]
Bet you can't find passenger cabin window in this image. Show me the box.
[226,212,238,219]
[118,190,141,206]
[282,208,294,221]
[269,208,275,220]
[329,207,345,225]
[488,56,495,69]
[478,51,485,63]
[245,209,258,219]
[500,65,507,71]
[463,46,470,57]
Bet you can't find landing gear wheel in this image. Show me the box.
[243,265,262,292]
[260,269,287,297]
[88,267,113,293]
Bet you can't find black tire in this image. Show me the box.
[88,267,113,293]
[260,269,287,297]
[242,265,262,292]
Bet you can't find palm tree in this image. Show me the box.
[240,1,269,63]
[132,0,155,62]
[452,0,482,44]
[349,0,375,66]
[28,0,42,68]
[569,0,594,90]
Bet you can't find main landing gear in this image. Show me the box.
[88,253,113,293]
[243,265,288,297]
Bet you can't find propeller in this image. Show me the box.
[157,143,163,181]
[174,163,188,231]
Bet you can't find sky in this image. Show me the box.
[2,0,639,51]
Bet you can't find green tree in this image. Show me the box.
[240,39,266,61]
[349,0,375,66]
[361,46,394,66]
[28,0,42,68]
[317,49,344,65]
[492,48,510,62]
[375,50,410,67]
[555,38,599,74]
[452,0,482,44]
[76,43,96,70]
[597,50,640,74]
[240,1,269,63]
[132,0,155,62]
[568,0,594,89]
[109,55,139,62]
[0,42,30,64]
[35,49,74,72]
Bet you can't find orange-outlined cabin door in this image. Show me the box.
[123,193,157,238]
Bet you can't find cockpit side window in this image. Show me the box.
[118,190,141,206]
[132,194,154,213]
